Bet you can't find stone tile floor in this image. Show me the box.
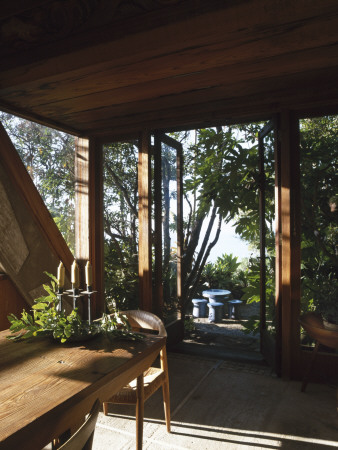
[93,352,338,449]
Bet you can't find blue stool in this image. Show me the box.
[192,299,208,318]
[227,300,243,319]
[207,302,223,323]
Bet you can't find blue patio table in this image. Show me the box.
[202,289,231,302]
[203,289,231,319]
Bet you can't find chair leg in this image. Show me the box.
[162,380,171,433]
[301,341,320,392]
[136,374,144,450]
[160,346,171,433]
[102,401,109,416]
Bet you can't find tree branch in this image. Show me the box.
[183,204,217,296]
[105,163,138,218]
[189,213,223,301]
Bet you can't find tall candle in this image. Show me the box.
[71,260,79,289]
[85,261,92,287]
[57,261,65,289]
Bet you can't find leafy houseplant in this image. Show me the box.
[312,278,338,330]
[7,273,141,343]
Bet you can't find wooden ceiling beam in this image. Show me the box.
[1,1,338,136]
[0,100,81,136]
[82,75,338,138]
[51,64,338,128]
[1,0,337,88]
[3,42,338,115]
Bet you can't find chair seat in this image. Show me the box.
[107,367,165,404]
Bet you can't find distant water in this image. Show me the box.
[199,219,252,263]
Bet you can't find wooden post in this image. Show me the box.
[75,137,90,271]
[176,142,183,319]
[138,131,152,312]
[75,137,104,318]
[279,111,301,379]
[154,132,163,317]
[274,116,282,377]
[89,138,104,317]
[258,125,267,333]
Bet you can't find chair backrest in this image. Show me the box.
[58,399,100,450]
[123,310,167,337]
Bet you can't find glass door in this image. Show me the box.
[153,132,183,321]
[258,120,281,374]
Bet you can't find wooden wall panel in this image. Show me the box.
[0,275,29,331]
[0,123,73,271]
[0,121,73,312]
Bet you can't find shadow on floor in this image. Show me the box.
[94,352,338,449]
[172,315,265,365]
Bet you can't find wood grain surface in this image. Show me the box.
[0,330,164,450]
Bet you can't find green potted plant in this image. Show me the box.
[313,277,338,331]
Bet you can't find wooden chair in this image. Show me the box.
[102,310,170,450]
[55,399,100,450]
[299,313,338,392]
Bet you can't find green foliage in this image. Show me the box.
[299,116,338,311]
[240,257,276,334]
[104,243,139,311]
[184,316,196,333]
[310,276,338,324]
[199,253,246,298]
[241,314,260,335]
[7,273,141,343]
[103,142,139,311]
[4,112,336,333]
[180,126,264,314]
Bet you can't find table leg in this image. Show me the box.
[136,374,144,450]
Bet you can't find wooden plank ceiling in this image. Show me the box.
[1,0,338,140]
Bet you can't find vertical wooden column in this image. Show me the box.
[274,117,282,377]
[279,111,301,379]
[258,128,267,333]
[75,137,90,265]
[154,132,163,317]
[89,138,104,316]
[138,131,152,312]
[176,142,183,319]
[75,137,104,317]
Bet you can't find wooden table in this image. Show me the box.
[0,330,165,450]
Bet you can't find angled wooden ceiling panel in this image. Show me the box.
[1,0,338,137]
